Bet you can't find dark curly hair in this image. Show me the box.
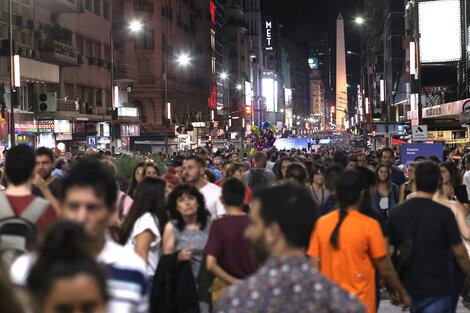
[167,184,209,231]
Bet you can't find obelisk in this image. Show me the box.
[336,13,348,131]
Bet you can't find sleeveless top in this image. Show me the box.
[170,218,212,279]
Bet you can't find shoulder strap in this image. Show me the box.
[20,197,50,224]
[0,192,15,220]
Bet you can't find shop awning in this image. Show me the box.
[0,56,59,83]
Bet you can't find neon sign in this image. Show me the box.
[265,20,273,51]
[210,1,216,24]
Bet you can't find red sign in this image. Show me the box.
[213,121,219,128]
[208,84,217,109]
[210,1,216,24]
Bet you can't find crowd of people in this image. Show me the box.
[0,143,470,313]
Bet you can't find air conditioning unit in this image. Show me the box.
[38,92,57,112]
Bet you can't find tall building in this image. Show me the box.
[336,13,347,130]
[310,69,325,128]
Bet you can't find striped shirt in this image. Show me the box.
[10,239,149,313]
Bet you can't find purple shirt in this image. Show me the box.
[204,215,258,279]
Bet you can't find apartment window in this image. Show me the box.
[94,42,101,59]
[95,90,102,106]
[86,39,93,57]
[22,6,29,19]
[85,0,92,11]
[76,34,84,54]
[210,29,215,51]
[103,45,110,62]
[93,0,100,15]
[161,33,166,52]
[103,1,109,20]
[1,0,7,11]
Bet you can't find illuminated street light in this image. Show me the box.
[129,20,144,32]
[355,17,365,24]
[177,54,191,66]
[220,72,228,80]
[236,84,242,90]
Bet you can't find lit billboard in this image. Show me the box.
[308,58,319,69]
[245,81,252,109]
[418,0,462,63]
[262,78,278,112]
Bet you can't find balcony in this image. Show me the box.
[40,40,78,66]
[36,0,81,14]
[114,64,138,82]
[138,75,156,84]
[134,1,153,13]
[58,99,79,112]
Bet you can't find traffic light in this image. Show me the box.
[330,105,335,114]
[245,105,252,114]
[205,134,213,149]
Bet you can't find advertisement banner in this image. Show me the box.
[428,130,452,141]
[399,143,443,169]
[38,120,54,133]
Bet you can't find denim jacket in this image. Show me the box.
[372,183,399,216]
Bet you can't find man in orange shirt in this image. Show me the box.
[308,169,410,313]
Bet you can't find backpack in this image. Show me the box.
[0,193,50,271]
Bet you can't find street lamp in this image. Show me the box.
[220,72,228,80]
[354,17,365,24]
[162,53,191,154]
[236,84,242,90]
[110,20,144,155]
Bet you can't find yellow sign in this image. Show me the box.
[428,131,452,141]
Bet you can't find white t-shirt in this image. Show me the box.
[124,212,161,277]
[10,240,149,313]
[464,171,470,200]
[199,182,226,217]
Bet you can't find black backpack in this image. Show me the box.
[0,192,50,271]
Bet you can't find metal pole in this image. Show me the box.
[164,62,168,154]
[110,30,115,155]
[8,0,15,147]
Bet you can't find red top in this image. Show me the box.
[7,195,58,230]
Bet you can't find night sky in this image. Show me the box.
[261,0,364,85]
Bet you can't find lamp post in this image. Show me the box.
[162,53,190,154]
[110,20,143,155]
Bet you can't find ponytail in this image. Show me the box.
[329,206,348,249]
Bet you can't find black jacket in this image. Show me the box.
[150,252,200,313]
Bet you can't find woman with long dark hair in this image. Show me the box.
[441,160,470,210]
[27,222,109,313]
[162,184,211,313]
[127,162,146,198]
[310,164,329,206]
[308,170,410,313]
[374,163,399,219]
[119,177,167,281]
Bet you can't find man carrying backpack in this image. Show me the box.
[0,145,57,270]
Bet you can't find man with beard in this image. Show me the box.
[32,147,60,209]
[214,185,366,313]
[183,155,225,218]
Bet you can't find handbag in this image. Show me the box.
[211,277,230,305]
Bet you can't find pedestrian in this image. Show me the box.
[284,162,314,196]
[205,178,258,304]
[126,161,146,198]
[10,159,149,313]
[217,162,252,205]
[215,184,366,313]
[374,163,399,218]
[33,147,60,209]
[273,156,295,181]
[51,157,67,179]
[389,160,470,313]
[319,164,344,216]
[144,162,160,178]
[463,154,470,198]
[162,184,212,313]
[441,161,469,210]
[380,148,406,186]
[310,164,329,207]
[0,145,57,271]
[244,151,275,193]
[357,153,368,167]
[161,167,182,198]
[308,169,411,313]
[27,222,109,313]
[399,162,416,202]
[119,177,167,285]
[195,147,222,181]
[183,155,225,218]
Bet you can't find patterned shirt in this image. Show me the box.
[214,256,366,313]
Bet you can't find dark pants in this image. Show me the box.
[411,295,452,313]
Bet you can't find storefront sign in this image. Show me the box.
[428,130,452,141]
[98,137,111,144]
[38,120,54,133]
[56,133,72,141]
[192,122,206,128]
[15,114,37,133]
[54,120,71,133]
[423,98,470,118]
[121,124,140,137]
[38,133,56,149]
[264,19,273,51]
[118,107,138,117]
